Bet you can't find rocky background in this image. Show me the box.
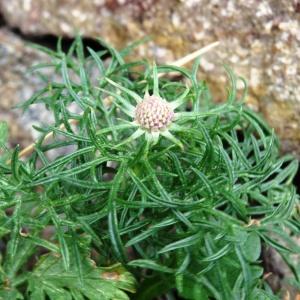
[0,0,299,157]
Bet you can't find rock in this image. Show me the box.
[262,246,299,298]
[261,101,300,157]
[0,0,299,156]
[0,28,49,147]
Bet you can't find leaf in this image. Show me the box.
[47,206,70,270]
[61,56,87,110]
[258,232,293,253]
[176,273,208,300]
[0,226,10,238]
[132,275,174,300]
[0,289,24,300]
[108,162,128,263]
[87,47,106,76]
[249,288,278,300]
[242,232,261,262]
[158,232,202,254]
[30,155,114,186]
[97,38,125,66]
[23,235,59,253]
[27,255,136,300]
[128,259,173,273]
[152,63,159,96]
[0,122,8,147]
[235,245,251,295]
[201,243,231,262]
[11,145,20,182]
[191,167,215,199]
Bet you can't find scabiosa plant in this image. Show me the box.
[0,38,299,300]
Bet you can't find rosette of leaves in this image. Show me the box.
[0,38,299,299]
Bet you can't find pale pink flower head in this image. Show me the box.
[135,95,174,132]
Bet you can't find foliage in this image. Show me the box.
[0,37,299,299]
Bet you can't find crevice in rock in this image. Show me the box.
[10,27,106,56]
[0,11,105,56]
[0,10,6,27]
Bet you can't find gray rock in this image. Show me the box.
[0,28,47,147]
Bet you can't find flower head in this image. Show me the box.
[135,95,174,132]
[99,64,196,149]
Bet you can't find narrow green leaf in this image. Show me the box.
[108,163,128,263]
[158,232,202,254]
[0,121,8,147]
[128,259,173,273]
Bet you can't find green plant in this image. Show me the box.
[0,38,299,300]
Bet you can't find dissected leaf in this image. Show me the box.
[27,254,136,300]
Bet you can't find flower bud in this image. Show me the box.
[135,95,174,132]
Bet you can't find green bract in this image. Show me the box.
[0,37,299,300]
